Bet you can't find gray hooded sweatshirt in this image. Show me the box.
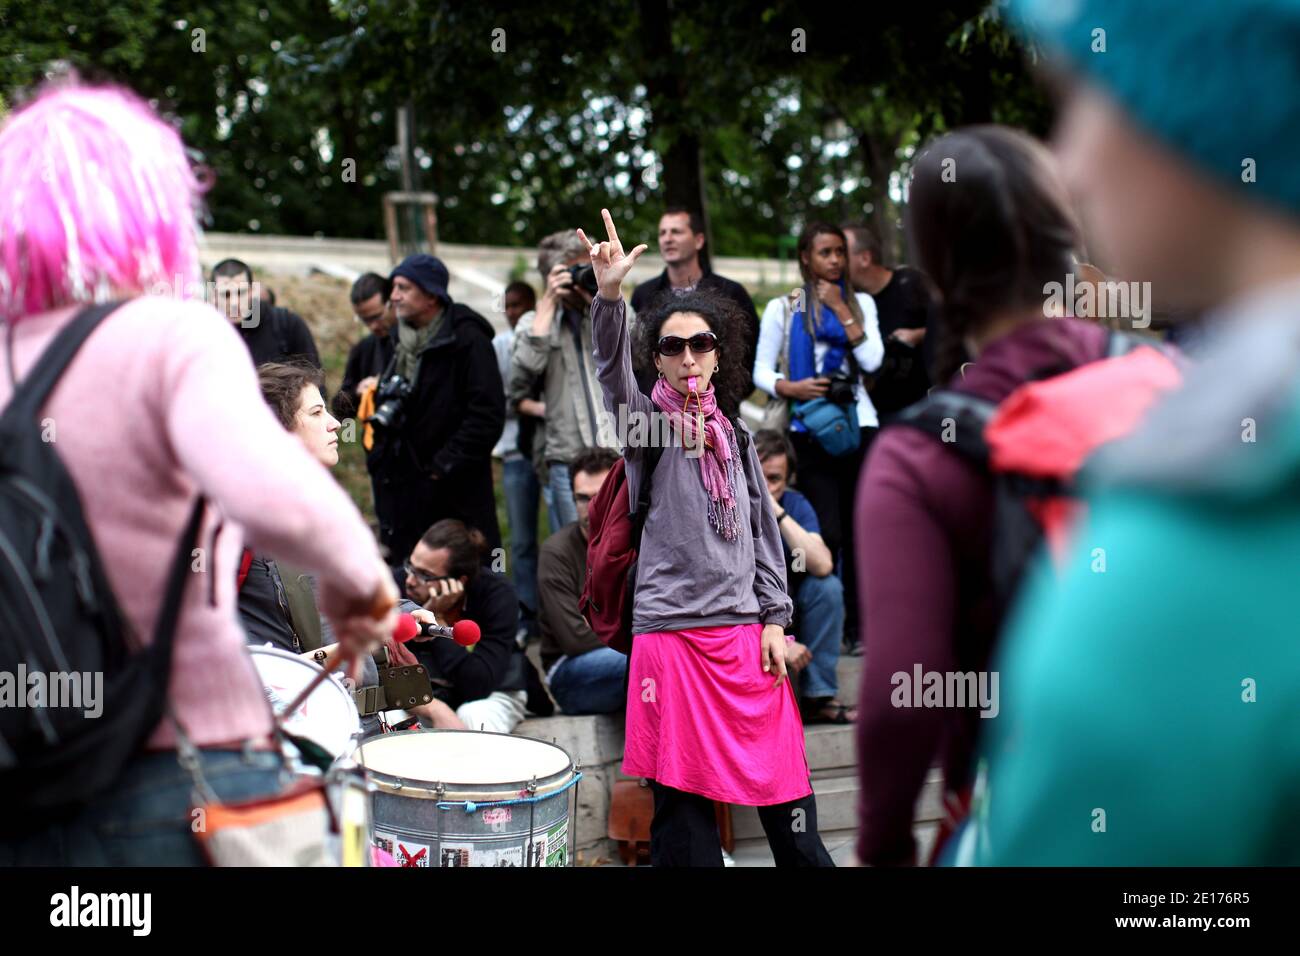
[590,294,793,635]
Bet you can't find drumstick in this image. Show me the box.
[278,591,399,720]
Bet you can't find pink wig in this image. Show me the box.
[0,84,204,323]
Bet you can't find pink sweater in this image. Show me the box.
[0,297,387,749]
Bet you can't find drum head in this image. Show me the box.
[358,730,573,799]
[248,645,360,758]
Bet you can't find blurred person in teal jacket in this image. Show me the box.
[959,0,1300,866]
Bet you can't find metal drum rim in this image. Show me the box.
[357,729,576,801]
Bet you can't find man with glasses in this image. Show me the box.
[210,257,321,368]
[401,519,545,732]
[335,272,396,418]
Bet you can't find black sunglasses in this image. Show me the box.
[656,331,718,356]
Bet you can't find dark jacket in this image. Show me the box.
[630,270,760,412]
[408,570,524,710]
[367,302,506,559]
[333,332,395,419]
[238,305,321,369]
[537,521,604,671]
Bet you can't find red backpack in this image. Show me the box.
[578,447,664,655]
[895,331,1183,614]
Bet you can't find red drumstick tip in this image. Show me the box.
[393,612,420,643]
[452,620,481,646]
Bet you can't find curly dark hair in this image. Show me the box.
[257,359,326,430]
[633,288,751,418]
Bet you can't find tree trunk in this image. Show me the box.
[637,0,711,269]
[854,125,903,265]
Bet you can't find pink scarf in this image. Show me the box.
[652,377,742,540]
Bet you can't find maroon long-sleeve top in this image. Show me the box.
[854,317,1109,866]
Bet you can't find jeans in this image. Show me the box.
[0,747,286,866]
[546,460,579,529]
[548,646,627,715]
[794,573,844,700]
[648,782,835,867]
[502,455,541,626]
[790,427,877,646]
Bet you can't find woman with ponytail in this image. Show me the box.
[583,209,833,867]
[754,222,883,661]
[853,126,1109,866]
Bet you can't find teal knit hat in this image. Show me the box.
[1008,0,1300,219]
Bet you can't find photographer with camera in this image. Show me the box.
[754,222,883,655]
[368,254,505,565]
[508,231,621,528]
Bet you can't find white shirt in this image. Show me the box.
[753,291,885,428]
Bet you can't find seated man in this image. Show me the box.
[753,430,853,724]
[538,447,627,715]
[402,519,533,733]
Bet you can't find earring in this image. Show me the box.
[657,369,665,379]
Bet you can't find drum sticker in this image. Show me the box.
[375,833,430,868]
[439,843,472,868]
[482,806,512,828]
[545,821,568,867]
[473,845,524,867]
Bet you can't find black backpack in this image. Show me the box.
[0,303,205,831]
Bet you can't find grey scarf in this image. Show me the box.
[395,312,442,380]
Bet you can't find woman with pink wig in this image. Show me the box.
[0,83,398,865]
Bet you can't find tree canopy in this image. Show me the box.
[0,0,1052,259]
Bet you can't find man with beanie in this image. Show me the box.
[367,254,505,565]
[957,0,1300,866]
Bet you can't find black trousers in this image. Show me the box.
[649,782,835,867]
[789,426,876,647]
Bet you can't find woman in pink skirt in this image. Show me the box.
[580,210,833,866]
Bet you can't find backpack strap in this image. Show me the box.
[891,389,998,467]
[1,301,123,425]
[149,496,208,673]
[629,443,665,547]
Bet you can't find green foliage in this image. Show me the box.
[0,0,1052,260]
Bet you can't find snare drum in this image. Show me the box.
[357,730,579,868]
[248,645,361,761]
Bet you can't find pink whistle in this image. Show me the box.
[688,375,699,392]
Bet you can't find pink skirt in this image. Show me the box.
[621,622,813,806]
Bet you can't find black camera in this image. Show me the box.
[566,263,599,295]
[369,374,414,432]
[826,373,857,406]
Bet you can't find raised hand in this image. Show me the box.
[576,208,648,301]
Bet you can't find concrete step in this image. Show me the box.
[728,822,940,868]
[730,766,944,840]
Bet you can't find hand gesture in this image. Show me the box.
[576,208,648,301]
[543,264,574,302]
[423,577,465,616]
[760,624,790,689]
[815,279,845,309]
